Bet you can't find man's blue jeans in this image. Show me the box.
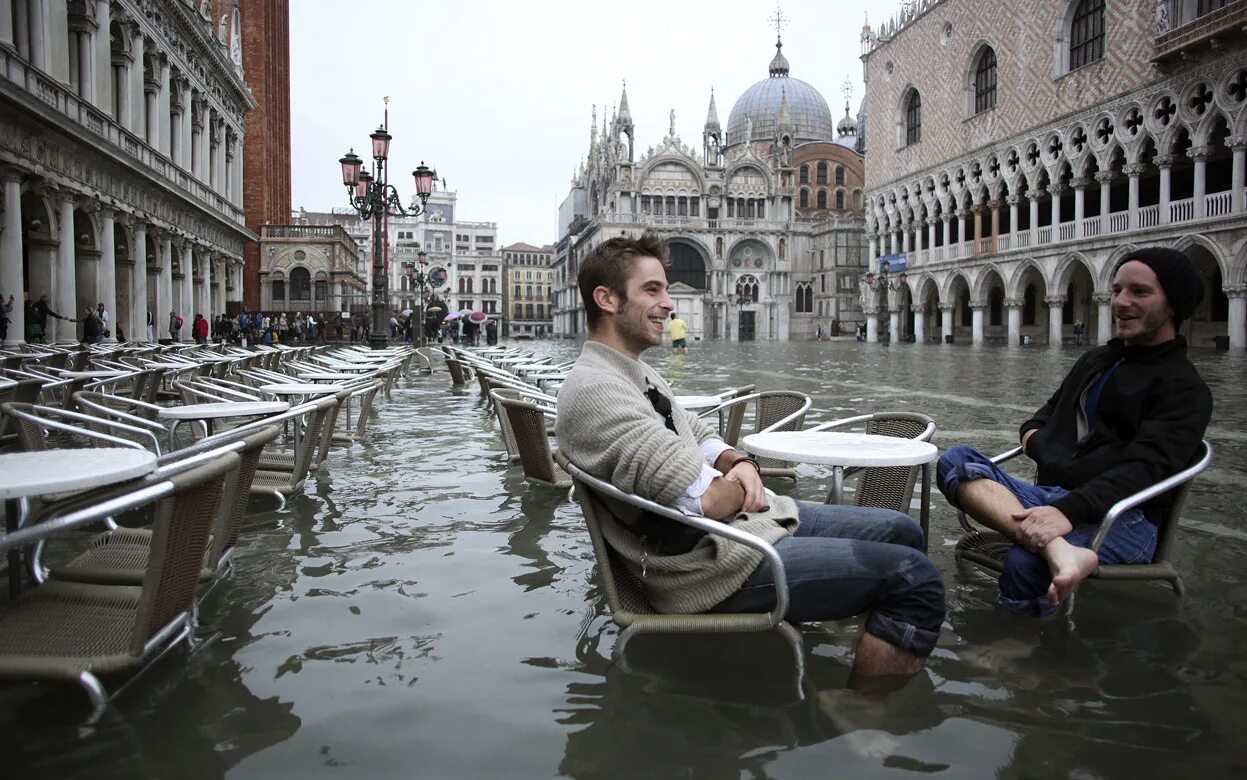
[709,502,945,657]
[937,445,1157,615]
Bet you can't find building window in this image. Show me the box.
[1069,0,1104,71]
[835,166,845,186]
[272,280,285,301]
[904,89,922,145]
[513,284,521,297]
[514,304,522,319]
[526,285,533,298]
[290,267,311,301]
[799,165,809,184]
[799,188,809,209]
[974,47,997,114]
[817,190,828,210]
[525,303,534,319]
[835,190,845,210]
[314,280,328,301]
[816,162,828,185]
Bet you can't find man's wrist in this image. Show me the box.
[726,454,760,474]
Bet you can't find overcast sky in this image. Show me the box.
[290,0,886,246]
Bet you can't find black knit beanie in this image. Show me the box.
[1115,247,1205,327]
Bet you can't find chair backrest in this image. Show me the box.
[489,388,523,462]
[498,396,560,485]
[714,391,811,472]
[855,412,937,512]
[445,358,467,387]
[298,396,338,477]
[205,426,280,566]
[130,452,240,655]
[1149,440,1212,563]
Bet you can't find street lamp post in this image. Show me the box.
[338,126,436,350]
[404,250,431,347]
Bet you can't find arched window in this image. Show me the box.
[835,190,846,210]
[735,275,760,303]
[803,285,813,313]
[835,166,845,186]
[1069,0,1105,71]
[667,243,707,289]
[799,188,809,209]
[795,283,808,313]
[314,280,328,301]
[974,47,997,114]
[290,267,311,301]
[271,280,285,301]
[458,277,466,294]
[816,162,828,185]
[799,165,809,184]
[817,190,828,209]
[905,90,922,145]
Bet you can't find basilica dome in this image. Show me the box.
[726,40,834,147]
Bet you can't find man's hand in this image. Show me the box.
[725,461,767,513]
[1013,505,1073,551]
[1021,428,1037,455]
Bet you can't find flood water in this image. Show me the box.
[3,340,1246,778]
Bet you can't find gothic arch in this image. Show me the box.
[972,263,1007,303]
[1052,251,1097,294]
[1008,258,1050,299]
[726,238,773,272]
[638,155,707,192]
[1100,242,1142,288]
[941,269,972,302]
[665,237,710,290]
[913,274,940,306]
[1171,233,1229,280]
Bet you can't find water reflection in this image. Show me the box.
[2,341,1244,777]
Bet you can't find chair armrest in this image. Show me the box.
[1089,440,1212,552]
[807,414,874,432]
[561,458,791,626]
[991,446,1025,465]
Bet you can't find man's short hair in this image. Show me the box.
[577,231,669,328]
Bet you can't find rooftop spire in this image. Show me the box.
[617,79,633,128]
[768,5,790,77]
[777,86,791,129]
[704,87,720,130]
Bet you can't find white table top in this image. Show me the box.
[142,362,193,369]
[158,400,289,419]
[260,383,344,395]
[298,372,360,381]
[741,430,938,467]
[676,395,724,411]
[0,448,157,499]
[61,369,133,378]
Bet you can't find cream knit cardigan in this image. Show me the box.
[555,341,799,613]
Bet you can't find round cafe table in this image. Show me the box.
[0,447,158,596]
[297,372,364,382]
[158,400,289,443]
[741,430,939,549]
[675,395,723,411]
[259,384,345,450]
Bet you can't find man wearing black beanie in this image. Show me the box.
[937,247,1212,615]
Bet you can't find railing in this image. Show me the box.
[1138,204,1160,228]
[1170,197,1194,223]
[1154,0,1247,59]
[1034,226,1052,245]
[975,236,996,255]
[1013,231,1031,248]
[1058,222,1076,242]
[996,234,1012,251]
[1108,212,1130,233]
[1081,216,1102,237]
[1206,190,1233,218]
[954,242,971,259]
[929,246,945,263]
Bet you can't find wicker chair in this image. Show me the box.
[331,380,384,445]
[954,440,1213,598]
[809,412,937,544]
[0,451,240,721]
[557,454,804,689]
[488,387,556,464]
[497,396,571,489]
[250,395,337,507]
[700,391,812,478]
[43,427,280,587]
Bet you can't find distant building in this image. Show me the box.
[860,0,1246,349]
[255,223,365,316]
[550,28,869,341]
[502,242,554,337]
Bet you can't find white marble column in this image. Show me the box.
[970,304,985,345]
[1226,286,1246,351]
[1006,299,1023,345]
[958,210,970,251]
[55,192,76,342]
[1007,197,1019,239]
[157,55,171,156]
[926,219,936,255]
[1048,183,1064,233]
[129,26,145,136]
[942,214,952,247]
[131,222,148,341]
[913,304,926,344]
[28,0,47,71]
[866,312,878,343]
[1028,194,1041,244]
[888,309,900,342]
[1152,156,1172,224]
[93,0,111,112]
[180,244,194,338]
[215,258,227,317]
[197,254,211,320]
[144,82,158,146]
[1228,138,1245,214]
[1093,293,1112,345]
[867,235,877,263]
[99,208,117,342]
[1,170,24,345]
[0,0,13,50]
[939,302,954,342]
[1072,178,1087,236]
[1125,163,1144,227]
[159,233,173,335]
[1046,295,1066,345]
[1190,146,1211,219]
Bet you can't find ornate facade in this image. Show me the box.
[860,0,1247,349]
[502,242,553,338]
[1,0,256,344]
[550,33,870,342]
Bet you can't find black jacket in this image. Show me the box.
[1019,337,1211,526]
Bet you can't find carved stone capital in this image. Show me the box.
[1069,177,1090,189]
[1091,292,1113,305]
[1151,154,1176,169]
[1093,171,1116,183]
[1186,144,1216,161]
[1004,297,1024,308]
[1222,285,1247,299]
[1044,295,1067,306]
[1122,163,1149,176]
[938,302,956,312]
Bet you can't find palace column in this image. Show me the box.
[1094,171,1115,227]
[131,221,148,341]
[939,302,954,343]
[55,191,77,342]
[1228,137,1246,214]
[1006,297,1023,345]
[926,217,936,255]
[99,207,117,342]
[179,242,194,340]
[1189,145,1212,219]
[942,213,952,247]
[1093,292,1113,345]
[1028,192,1042,245]
[128,25,144,136]
[1046,295,1066,345]
[888,303,900,344]
[0,0,12,49]
[1048,183,1065,236]
[970,302,985,345]
[197,253,211,320]
[215,258,227,317]
[1153,156,1173,223]
[867,233,878,263]
[1224,286,1246,351]
[159,232,173,333]
[958,209,971,253]
[912,303,926,344]
[1007,196,1019,240]
[1072,178,1087,236]
[1,170,24,345]
[1124,163,1145,228]
[93,0,110,112]
[989,200,1001,247]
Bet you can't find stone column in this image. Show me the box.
[1189,145,1212,219]
[867,234,878,263]
[971,204,984,254]
[1124,163,1145,228]
[169,90,183,168]
[181,85,193,171]
[1048,182,1065,232]
[1028,193,1041,244]
[28,0,47,71]
[942,214,952,247]
[99,207,117,342]
[131,221,148,341]
[129,26,144,136]
[939,302,954,342]
[198,254,212,320]
[888,307,900,343]
[1046,295,1066,345]
[989,200,1001,243]
[144,76,159,147]
[55,191,76,343]
[224,135,235,204]
[926,218,936,255]
[0,0,12,50]
[159,232,173,335]
[190,97,203,178]
[958,210,970,251]
[866,311,878,343]
[970,303,985,345]
[1006,298,1023,345]
[93,0,110,112]
[1072,177,1087,236]
[1095,171,1115,226]
[215,258,227,317]
[157,54,170,155]
[1226,286,1246,351]
[179,243,194,340]
[1093,293,1113,345]
[1007,196,1019,239]
[901,222,911,255]
[1,170,24,345]
[1228,137,1246,214]
[1152,156,1173,224]
[912,303,926,344]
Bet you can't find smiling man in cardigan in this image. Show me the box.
[555,231,945,679]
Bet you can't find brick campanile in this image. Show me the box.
[238,0,291,312]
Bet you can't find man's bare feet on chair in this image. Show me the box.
[1046,541,1099,606]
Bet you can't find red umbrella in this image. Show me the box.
[468,311,488,324]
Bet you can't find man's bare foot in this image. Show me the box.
[1046,543,1099,606]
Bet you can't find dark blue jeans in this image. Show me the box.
[709,502,945,657]
[937,445,1157,615]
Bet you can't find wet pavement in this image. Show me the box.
[3,340,1246,778]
